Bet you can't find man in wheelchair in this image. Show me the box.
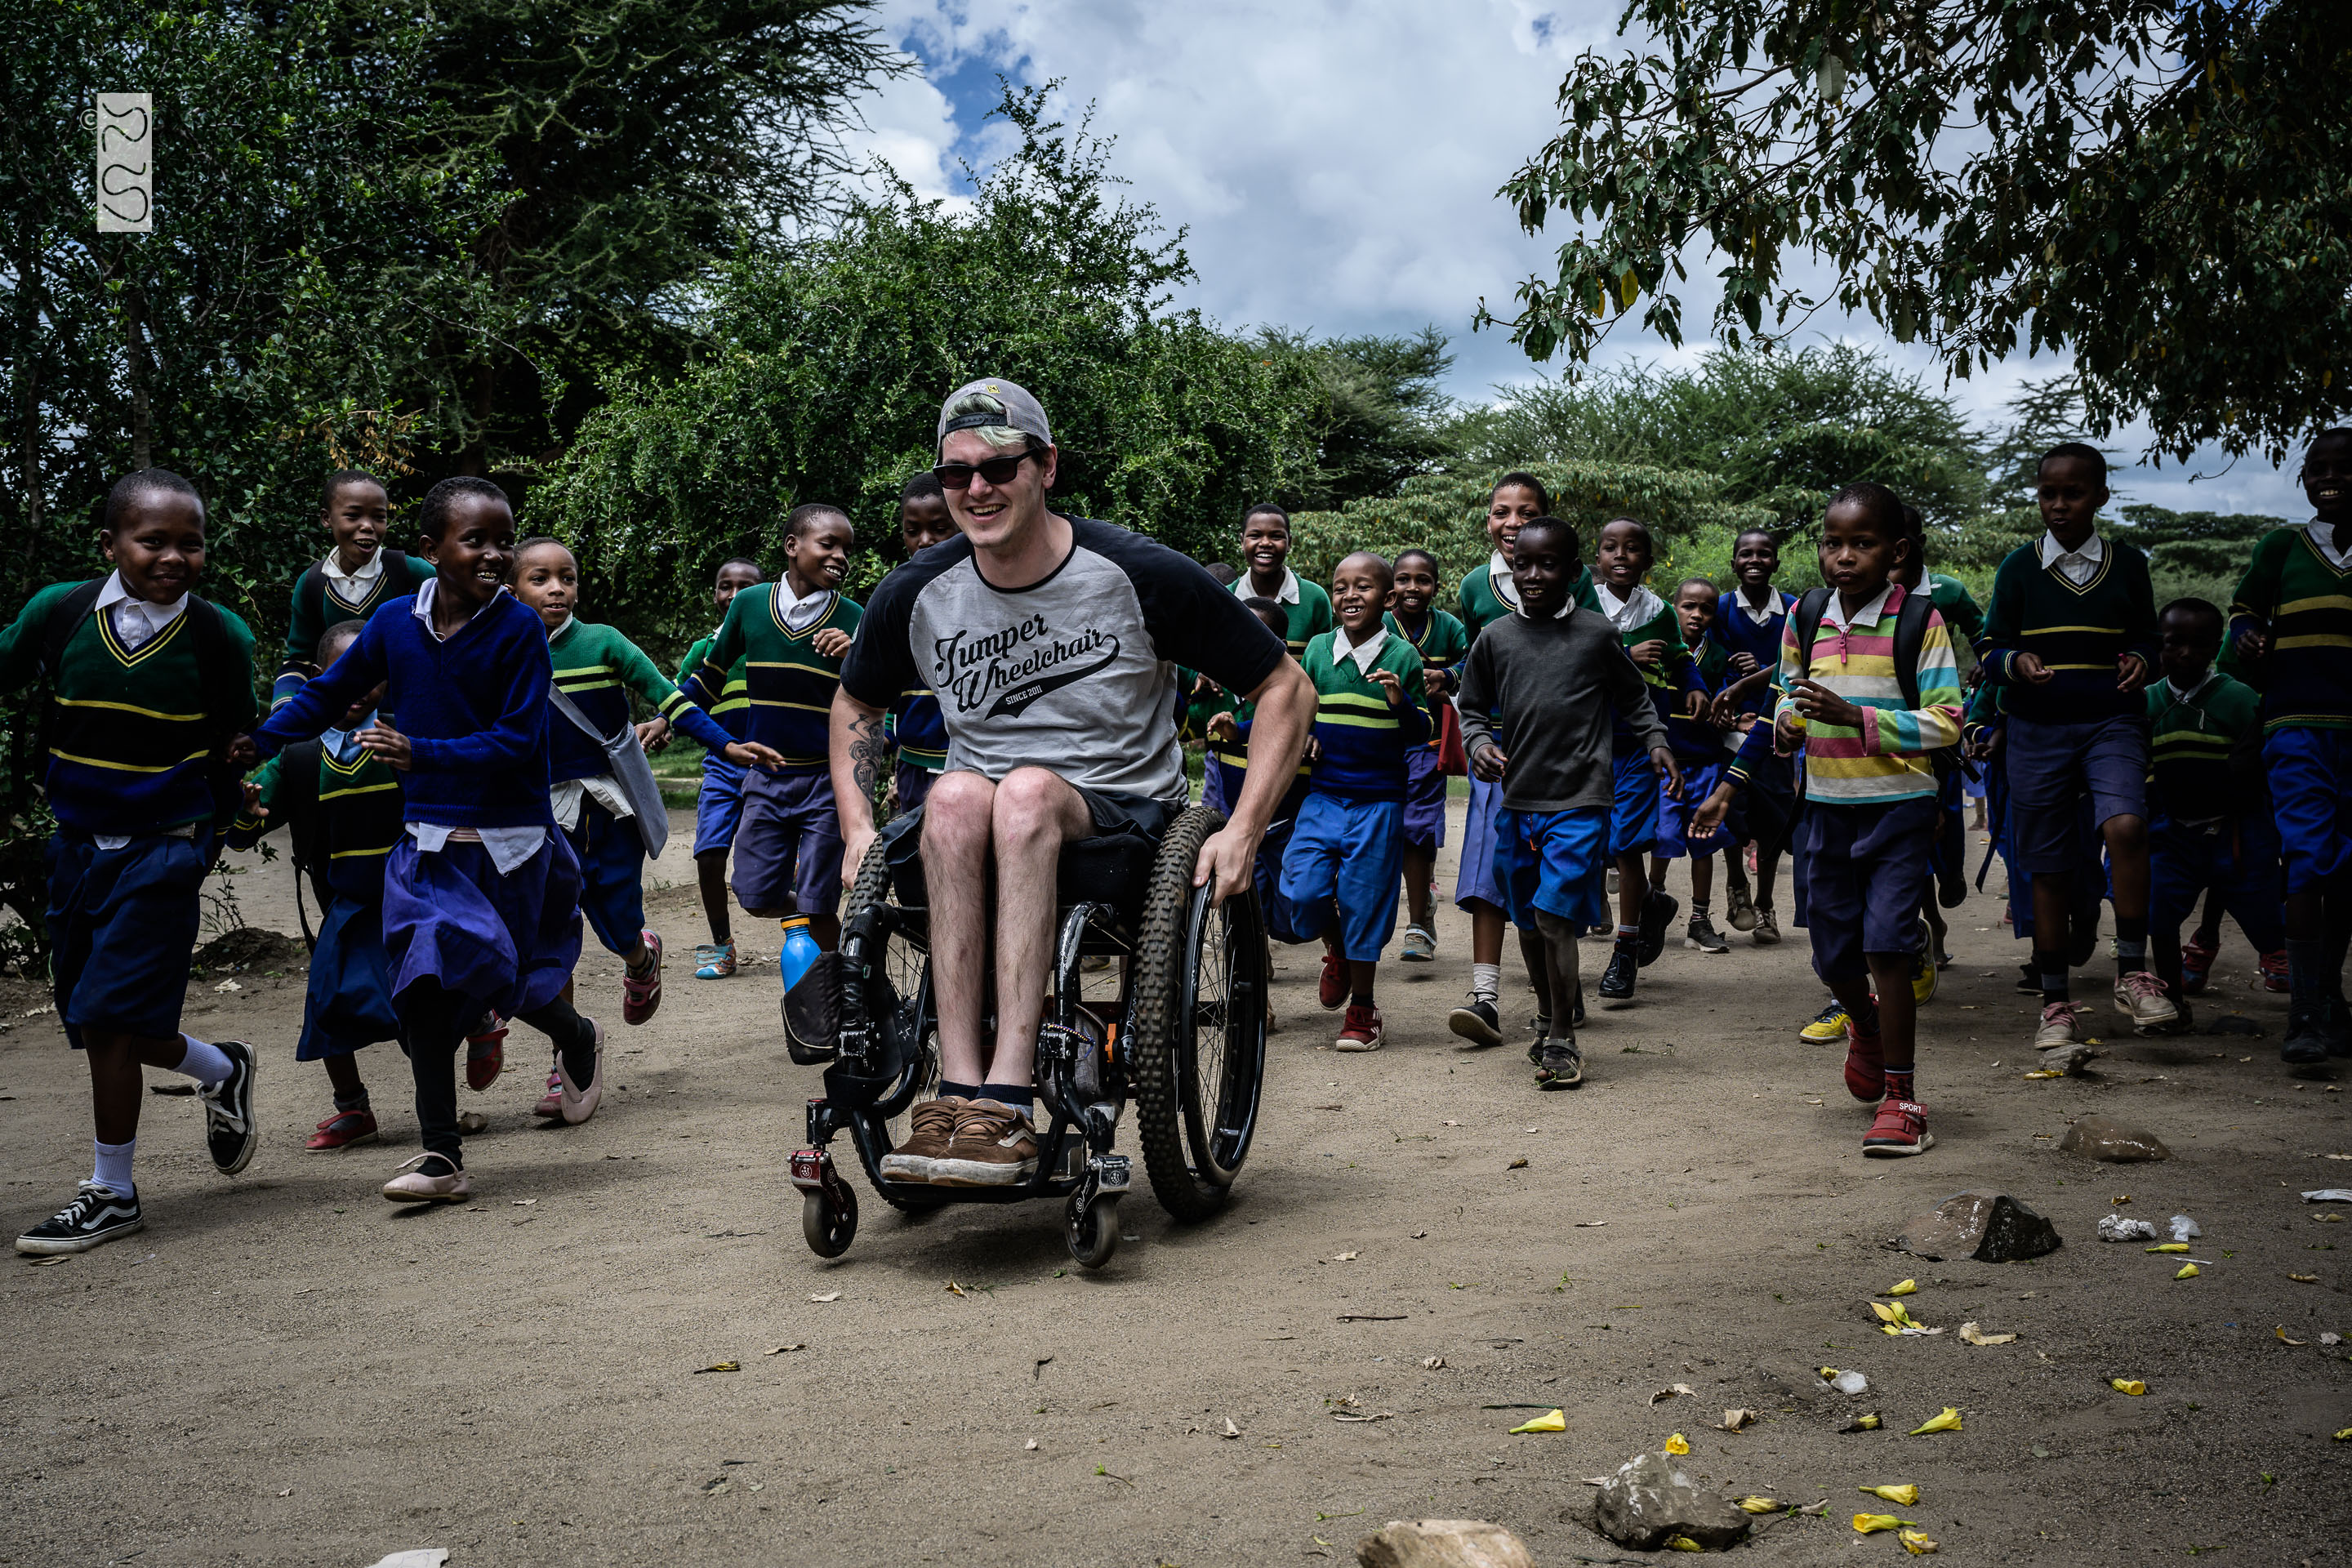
[829,378,1315,1187]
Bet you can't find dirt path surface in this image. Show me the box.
[3,804,2348,1566]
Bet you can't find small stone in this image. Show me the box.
[1898,1189,2063,1263]
[1355,1519,1535,1568]
[1592,1450,1752,1552]
[457,1111,489,1134]
[2057,1115,2171,1163]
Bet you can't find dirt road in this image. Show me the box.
[2,805,2346,1566]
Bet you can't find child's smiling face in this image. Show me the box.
[1330,553,1393,637]
[512,541,579,631]
[1732,531,1780,590]
[325,479,390,563]
[1595,519,1652,592]
[713,560,761,612]
[104,490,207,604]
[1241,512,1291,576]
[2304,432,2352,523]
[1486,483,1543,550]
[1509,523,1575,618]
[785,514,854,595]
[1392,556,1438,617]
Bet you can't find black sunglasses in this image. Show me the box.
[933,448,1040,491]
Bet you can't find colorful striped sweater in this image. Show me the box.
[679,583,862,773]
[228,724,406,903]
[1773,582,1963,804]
[1982,533,2159,722]
[548,618,732,782]
[675,632,751,742]
[2145,671,2265,826]
[2227,524,2352,732]
[0,581,257,835]
[1302,631,1429,804]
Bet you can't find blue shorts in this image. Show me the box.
[1256,792,1310,947]
[734,768,844,918]
[1280,793,1405,962]
[45,829,209,1046]
[2005,713,2149,874]
[381,831,581,1020]
[1608,748,1660,858]
[2149,813,2284,952]
[1402,745,1446,850]
[296,895,400,1060]
[1495,807,1609,929]
[895,760,938,818]
[564,799,648,956]
[2264,727,2352,896]
[693,754,746,857]
[1453,775,1509,912]
[1800,797,1937,987]
[1653,757,1729,860]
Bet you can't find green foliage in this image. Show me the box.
[543,87,1330,648]
[1486,0,2351,461]
[1255,326,1459,510]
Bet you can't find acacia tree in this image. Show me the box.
[1486,0,2351,461]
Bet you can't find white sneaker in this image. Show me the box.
[2114,971,2180,1031]
[2033,1001,2085,1049]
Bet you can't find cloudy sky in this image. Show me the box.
[840,0,2305,517]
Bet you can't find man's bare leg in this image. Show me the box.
[920,771,999,1088]
[987,767,1094,1089]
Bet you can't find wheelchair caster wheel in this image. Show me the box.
[802,1181,858,1258]
[1066,1193,1121,1270]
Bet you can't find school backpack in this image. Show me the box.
[1788,584,1962,782]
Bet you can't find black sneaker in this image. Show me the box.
[2282,1004,2331,1067]
[2327,993,2352,1060]
[1684,913,1730,953]
[1526,1015,1551,1066]
[1447,995,1503,1049]
[1598,947,1637,1001]
[198,1040,260,1175]
[1936,858,1967,909]
[1636,891,1679,967]
[2015,963,2042,996]
[16,1182,143,1255]
[1535,1039,1584,1089]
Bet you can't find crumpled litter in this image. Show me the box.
[2096,1214,2158,1242]
[2170,1214,2202,1241]
[1663,1431,1690,1454]
[364,1555,448,1568]
[1909,1407,1962,1435]
[2304,1190,2352,1203]
[2176,1263,2201,1280]
[1900,1528,1939,1554]
[1853,1513,1913,1534]
[1819,1367,1869,1395]
[1958,1321,2018,1346]
[1508,1409,1565,1433]
[1717,1408,1757,1432]
[1860,1483,1920,1505]
[2110,1379,2147,1395]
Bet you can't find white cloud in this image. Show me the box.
[844,0,2310,516]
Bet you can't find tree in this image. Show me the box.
[1486,0,2352,461]
[1255,326,1459,509]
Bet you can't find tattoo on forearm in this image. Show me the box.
[849,713,885,803]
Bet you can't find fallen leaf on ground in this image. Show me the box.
[1853,1513,1913,1535]
[2024,1069,2064,1079]
[1663,1538,1703,1552]
[1958,1322,2019,1346]
[1221,1419,1241,1438]
[1900,1528,1939,1555]
[2288,1273,2319,1283]
[808,1292,841,1303]
[1860,1483,1920,1505]
[1422,1356,1446,1369]
[695,1362,739,1374]
[1333,1251,1358,1261]
[763,1344,804,1355]
[1331,1410,1393,1423]
[27,1256,68,1268]
[2335,1428,2352,1442]
[1575,1220,1608,1227]
[944,1281,966,1297]
[1886,1279,1918,1296]
[1650,1382,1697,1405]
[2275,1328,2306,1346]
[1508,1156,1529,1169]
[2176,1263,2201,1279]
[1581,1475,1609,1486]
[1663,1431,1690,1454]
[1508,1409,1566,1433]
[1719,1408,1757,1431]
[1909,1407,1962,1435]
[511,1199,537,1207]
[1737,1496,1780,1514]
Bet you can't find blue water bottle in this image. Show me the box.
[779,915,822,994]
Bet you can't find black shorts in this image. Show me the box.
[877,772,1176,891]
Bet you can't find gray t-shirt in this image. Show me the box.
[843,517,1287,805]
[1455,606,1668,813]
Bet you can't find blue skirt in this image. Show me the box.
[1402,745,1446,850]
[1453,776,1508,911]
[381,832,582,1019]
[296,895,401,1060]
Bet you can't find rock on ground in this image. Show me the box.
[1898,1188,2064,1262]
[1356,1519,1535,1568]
[2058,1114,2172,1162]
[1592,1450,1752,1552]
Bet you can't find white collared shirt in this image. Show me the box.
[1330,624,1389,679]
[1232,567,1301,607]
[410,576,510,641]
[1735,585,1783,627]
[1820,582,1895,632]
[403,579,546,868]
[1591,581,1664,635]
[320,546,385,607]
[1486,550,1523,610]
[2038,528,2106,586]
[780,581,835,633]
[2166,670,2221,710]
[93,570,187,651]
[2310,520,2350,570]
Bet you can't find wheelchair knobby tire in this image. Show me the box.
[1129,804,1265,1223]
[840,836,943,1214]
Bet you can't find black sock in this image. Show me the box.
[2115,915,2148,980]
[2034,947,2069,1005]
[976,1083,1035,1112]
[1349,991,1376,1009]
[938,1080,981,1101]
[2287,938,2329,1011]
[332,1088,371,1114]
[418,1152,460,1176]
[1851,1000,1881,1037]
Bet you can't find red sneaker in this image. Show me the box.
[1861,1098,1933,1157]
[622,929,664,1026]
[466,1014,506,1092]
[305,1108,379,1152]
[1335,1004,1384,1052]
[2180,933,2218,996]
[1317,951,1348,1011]
[2259,950,2289,993]
[1843,1020,1886,1102]
[532,1067,564,1120]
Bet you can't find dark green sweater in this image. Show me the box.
[2227,525,2352,732]
[1982,535,2160,722]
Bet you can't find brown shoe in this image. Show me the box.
[928,1099,1040,1187]
[878,1097,964,1183]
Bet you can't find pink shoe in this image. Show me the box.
[622,930,664,1025]
[2258,950,2289,994]
[532,1067,564,1120]
[556,1018,605,1125]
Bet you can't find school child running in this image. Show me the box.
[1458,517,1674,1089]
[1450,474,1602,1049]
[272,469,434,706]
[1231,503,1334,655]
[2229,426,2352,1064]
[227,620,406,1148]
[1205,598,1315,947]
[1592,517,1706,1004]
[1652,577,1735,952]
[1280,552,1431,1050]
[672,555,764,978]
[1981,443,2169,1049]
[1774,484,1963,1156]
[1707,528,1798,942]
[886,472,961,817]
[2140,598,2283,1030]
[1900,506,1989,919]
[677,503,862,967]
[238,477,604,1204]
[5,470,261,1254]
[509,538,782,1080]
[1385,547,1468,962]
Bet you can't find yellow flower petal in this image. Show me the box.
[1664,1431,1690,1454]
[1663,1536,1704,1552]
[1860,1483,1920,1505]
[2147,1243,2189,1254]
[1737,1496,1780,1514]
[2176,1263,2201,1279]
[1888,1279,1918,1297]
[1872,1301,1902,1322]
[1908,1406,1962,1435]
[2110,1379,2147,1396]
[2334,1427,2352,1441]
[1853,1512,1910,1534]
[1508,1408,1566,1433]
[1900,1527,1940,1554]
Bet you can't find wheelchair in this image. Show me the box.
[786,804,1272,1269]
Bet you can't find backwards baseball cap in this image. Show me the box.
[937,377,1052,452]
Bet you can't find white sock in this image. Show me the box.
[1471,963,1501,1004]
[175,1034,234,1086]
[92,1138,136,1194]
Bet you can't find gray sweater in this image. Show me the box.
[1456,608,1669,813]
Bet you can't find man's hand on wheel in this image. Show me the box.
[841,825,877,893]
[1194,822,1257,902]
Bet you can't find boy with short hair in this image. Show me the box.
[679,502,863,955]
[5,470,262,1253]
[1982,443,2167,1047]
[1231,503,1333,655]
[674,555,764,979]
[886,472,960,818]
[2229,426,2352,1063]
[1385,546,1468,961]
[1280,551,1430,1051]
[272,469,434,706]
[1777,484,1963,1156]
[1458,517,1674,1089]
[2143,598,2281,1027]
[1709,529,1797,942]
[1654,577,1734,952]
